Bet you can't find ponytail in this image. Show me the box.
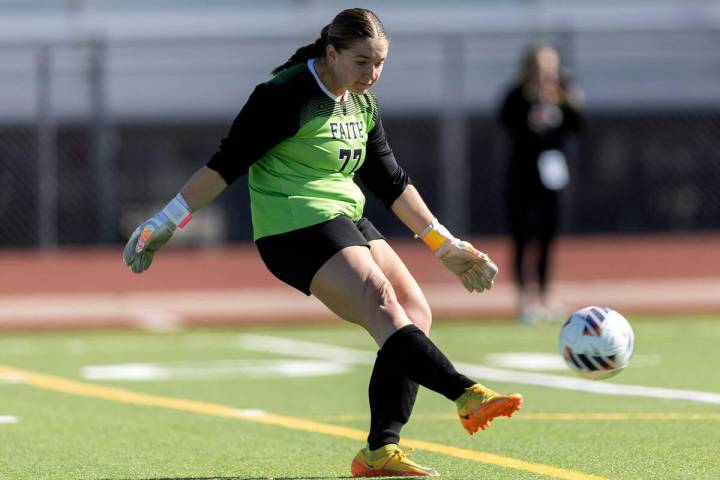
[272,25,330,75]
[271,9,388,76]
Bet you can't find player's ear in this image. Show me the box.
[325,44,337,65]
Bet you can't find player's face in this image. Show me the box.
[330,37,388,95]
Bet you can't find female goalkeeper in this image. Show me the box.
[123,8,521,477]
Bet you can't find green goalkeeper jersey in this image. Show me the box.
[206,60,410,240]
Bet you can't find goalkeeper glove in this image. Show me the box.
[122,193,192,274]
[417,219,498,293]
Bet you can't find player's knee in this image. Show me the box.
[361,272,400,314]
[408,301,433,335]
[374,279,400,311]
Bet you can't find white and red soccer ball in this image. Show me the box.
[559,307,634,380]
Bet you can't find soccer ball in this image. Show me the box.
[558,306,634,380]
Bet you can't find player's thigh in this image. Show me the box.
[368,239,433,335]
[309,245,412,345]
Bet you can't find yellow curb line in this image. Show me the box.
[1,365,608,480]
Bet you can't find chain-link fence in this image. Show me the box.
[1,28,719,248]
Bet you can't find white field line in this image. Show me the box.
[426,277,720,313]
[0,277,719,327]
[81,359,352,381]
[484,352,661,371]
[0,289,327,319]
[0,416,19,424]
[0,288,328,325]
[239,334,720,405]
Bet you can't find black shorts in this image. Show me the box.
[255,216,385,295]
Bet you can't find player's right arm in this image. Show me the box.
[180,166,228,211]
[123,77,298,274]
[122,166,228,274]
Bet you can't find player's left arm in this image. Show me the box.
[390,186,498,293]
[356,114,497,293]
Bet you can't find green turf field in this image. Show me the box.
[1,316,719,479]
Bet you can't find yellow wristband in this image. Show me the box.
[418,219,453,252]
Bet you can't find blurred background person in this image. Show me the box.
[498,43,584,324]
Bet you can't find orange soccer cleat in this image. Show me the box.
[455,383,523,435]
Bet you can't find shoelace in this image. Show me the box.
[468,385,494,401]
[457,386,494,413]
[391,447,415,464]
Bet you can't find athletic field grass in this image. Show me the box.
[1,315,719,479]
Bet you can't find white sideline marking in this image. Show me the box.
[82,359,351,381]
[2,277,720,326]
[239,335,376,364]
[133,311,183,332]
[485,352,569,371]
[455,363,720,405]
[485,352,661,371]
[0,416,19,424]
[240,335,720,405]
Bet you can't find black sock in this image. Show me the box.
[379,324,474,401]
[367,371,419,450]
[366,324,474,449]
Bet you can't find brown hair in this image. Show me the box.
[271,8,388,75]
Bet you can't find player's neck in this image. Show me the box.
[313,57,347,101]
